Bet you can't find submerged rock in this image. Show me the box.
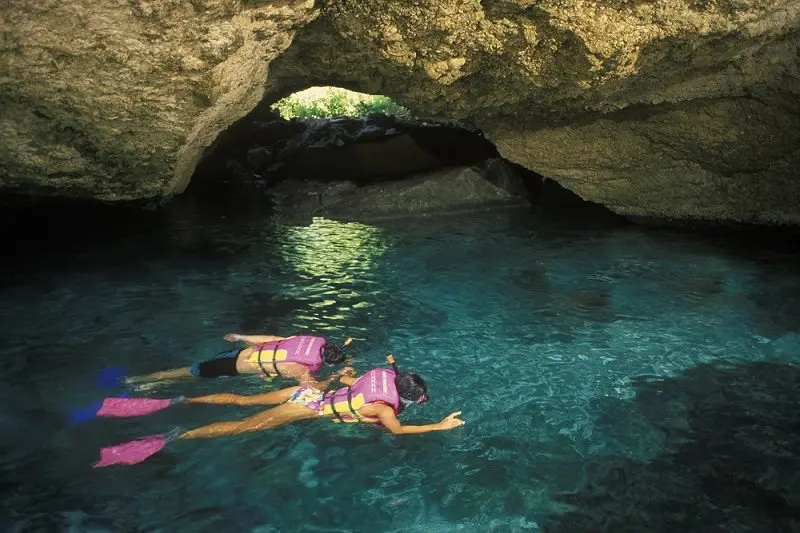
[270,159,529,221]
[3,0,800,224]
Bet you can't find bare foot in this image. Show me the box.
[129,381,169,393]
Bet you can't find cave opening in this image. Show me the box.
[186,85,609,223]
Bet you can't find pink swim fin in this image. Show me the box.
[95,397,182,418]
[93,428,181,468]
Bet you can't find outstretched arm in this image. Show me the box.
[280,364,325,390]
[364,404,465,435]
[334,369,359,387]
[224,333,285,346]
[283,365,357,390]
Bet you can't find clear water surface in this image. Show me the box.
[1,195,799,532]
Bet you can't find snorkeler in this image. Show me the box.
[122,333,353,388]
[92,356,465,467]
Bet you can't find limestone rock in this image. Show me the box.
[265,0,800,225]
[270,163,529,222]
[2,0,800,224]
[1,0,320,200]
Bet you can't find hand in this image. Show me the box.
[437,412,465,431]
[337,367,356,377]
[224,333,240,342]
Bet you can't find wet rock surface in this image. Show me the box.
[266,159,532,222]
[3,0,800,224]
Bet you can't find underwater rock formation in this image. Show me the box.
[3,0,800,223]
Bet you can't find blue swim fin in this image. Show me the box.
[67,391,136,425]
[96,367,128,388]
[69,400,104,424]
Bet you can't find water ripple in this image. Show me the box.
[1,207,799,532]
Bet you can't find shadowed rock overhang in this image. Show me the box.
[2,0,799,224]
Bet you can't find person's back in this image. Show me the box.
[315,363,440,434]
[243,335,328,376]
[320,367,401,423]
[125,332,351,388]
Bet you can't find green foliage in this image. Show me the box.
[272,88,411,120]
[353,95,409,117]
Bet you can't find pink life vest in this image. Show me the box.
[254,335,326,375]
[321,368,400,423]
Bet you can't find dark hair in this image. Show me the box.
[396,372,427,402]
[322,344,347,365]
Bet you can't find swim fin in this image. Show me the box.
[69,400,105,424]
[96,367,128,388]
[93,427,182,468]
[69,396,184,423]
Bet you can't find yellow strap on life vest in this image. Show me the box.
[322,392,366,423]
[248,348,289,364]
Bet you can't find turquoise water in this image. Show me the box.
[1,197,799,532]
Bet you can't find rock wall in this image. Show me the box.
[3,0,800,223]
[266,0,800,224]
[1,0,319,200]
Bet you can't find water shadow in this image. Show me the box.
[543,360,800,532]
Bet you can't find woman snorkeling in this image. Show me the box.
[122,332,353,389]
[93,356,465,467]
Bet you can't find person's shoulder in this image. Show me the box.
[281,361,308,372]
[362,401,392,414]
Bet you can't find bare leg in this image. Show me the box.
[178,403,318,440]
[186,386,301,407]
[125,366,193,384]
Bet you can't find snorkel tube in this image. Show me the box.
[328,337,354,367]
[342,337,354,365]
[324,336,354,365]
